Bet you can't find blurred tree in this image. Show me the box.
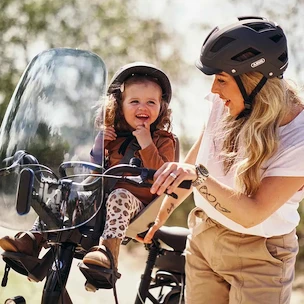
[0,0,192,231]
[0,0,189,122]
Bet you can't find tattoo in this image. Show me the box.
[198,185,231,213]
[166,203,175,215]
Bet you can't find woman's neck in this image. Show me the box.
[280,103,304,127]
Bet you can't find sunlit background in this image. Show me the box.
[0,1,304,303]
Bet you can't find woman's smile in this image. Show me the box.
[211,72,245,117]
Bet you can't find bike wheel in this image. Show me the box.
[164,290,184,304]
[4,296,26,304]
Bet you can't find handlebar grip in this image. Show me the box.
[178,180,192,189]
[146,169,156,180]
[147,169,192,189]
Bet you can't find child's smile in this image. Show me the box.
[122,81,162,130]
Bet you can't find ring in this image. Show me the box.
[169,172,178,179]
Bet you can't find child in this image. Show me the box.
[82,62,175,272]
[0,62,176,274]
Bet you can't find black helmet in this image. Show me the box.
[108,61,172,103]
[196,16,288,78]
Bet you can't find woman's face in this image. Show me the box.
[122,80,162,130]
[211,72,245,117]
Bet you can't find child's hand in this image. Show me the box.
[104,126,117,141]
[132,122,152,149]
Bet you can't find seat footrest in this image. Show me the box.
[78,262,121,290]
[2,249,53,282]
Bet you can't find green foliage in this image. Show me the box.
[0,0,188,124]
[179,134,195,160]
[296,201,304,272]
[166,193,195,227]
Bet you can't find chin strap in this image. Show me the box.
[234,75,268,120]
[117,133,136,155]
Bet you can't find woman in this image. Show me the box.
[141,16,304,304]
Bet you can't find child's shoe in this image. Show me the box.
[82,238,121,269]
[0,231,46,257]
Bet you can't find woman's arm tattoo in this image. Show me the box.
[198,185,231,213]
[166,202,175,215]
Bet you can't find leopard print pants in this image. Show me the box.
[101,188,145,239]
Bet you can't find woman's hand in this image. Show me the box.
[104,126,117,141]
[151,162,197,196]
[136,163,197,244]
[135,220,162,244]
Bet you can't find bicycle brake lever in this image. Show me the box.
[165,190,178,199]
[137,230,149,239]
[137,222,156,242]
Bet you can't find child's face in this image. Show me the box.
[122,80,162,130]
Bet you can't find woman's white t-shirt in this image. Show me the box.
[194,93,304,237]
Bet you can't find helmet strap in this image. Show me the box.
[234,75,267,119]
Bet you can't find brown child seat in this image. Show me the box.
[124,135,180,240]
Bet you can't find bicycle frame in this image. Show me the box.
[3,222,187,304]
[135,239,186,304]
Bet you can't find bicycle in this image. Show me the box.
[0,47,190,304]
[0,150,189,304]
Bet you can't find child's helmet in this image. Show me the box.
[108,62,172,103]
[196,16,288,78]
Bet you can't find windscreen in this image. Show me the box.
[0,48,106,231]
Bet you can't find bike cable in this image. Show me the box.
[112,277,119,304]
[179,274,185,304]
[52,234,65,304]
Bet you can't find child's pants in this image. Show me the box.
[101,188,145,239]
[185,207,298,304]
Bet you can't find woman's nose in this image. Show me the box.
[211,79,219,94]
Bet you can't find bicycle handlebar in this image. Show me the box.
[0,151,192,232]
[58,161,192,191]
[0,151,192,192]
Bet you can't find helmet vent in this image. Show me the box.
[269,34,283,43]
[245,22,274,33]
[278,51,288,63]
[210,36,235,52]
[203,27,218,46]
[231,48,261,62]
[238,16,264,22]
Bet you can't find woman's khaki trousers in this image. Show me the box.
[185,207,299,304]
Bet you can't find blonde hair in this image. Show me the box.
[219,72,302,195]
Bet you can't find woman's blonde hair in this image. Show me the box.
[219,72,302,195]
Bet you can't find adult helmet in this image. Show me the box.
[196,16,288,78]
[108,61,172,103]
